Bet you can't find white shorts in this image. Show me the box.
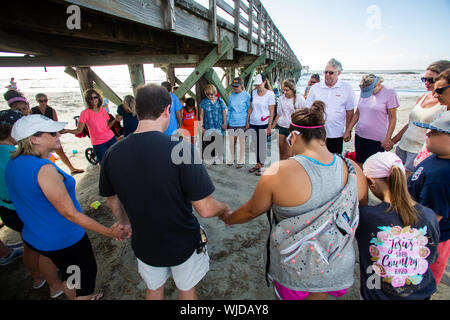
[137,248,210,291]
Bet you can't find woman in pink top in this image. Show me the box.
[63,89,118,163]
[344,74,399,168]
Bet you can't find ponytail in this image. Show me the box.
[387,166,418,226]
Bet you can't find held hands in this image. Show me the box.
[381,139,394,151]
[109,222,132,241]
[222,123,227,131]
[343,131,351,142]
[218,204,233,227]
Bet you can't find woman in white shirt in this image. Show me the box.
[392,60,449,175]
[273,79,306,160]
[246,74,276,176]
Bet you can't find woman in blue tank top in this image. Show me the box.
[5,115,129,300]
[221,101,368,300]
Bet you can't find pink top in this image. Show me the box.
[356,87,399,141]
[79,107,114,145]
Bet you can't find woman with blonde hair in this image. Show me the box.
[116,95,138,137]
[200,84,227,164]
[356,152,440,300]
[63,89,119,163]
[392,60,450,175]
[222,101,368,300]
[5,115,128,300]
[273,79,306,160]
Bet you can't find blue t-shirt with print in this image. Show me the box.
[0,144,16,210]
[408,154,450,242]
[200,97,226,135]
[164,92,183,136]
[227,91,251,127]
[356,202,440,300]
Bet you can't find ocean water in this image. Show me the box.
[0,65,426,105]
[298,70,426,97]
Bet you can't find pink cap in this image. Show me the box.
[363,152,405,178]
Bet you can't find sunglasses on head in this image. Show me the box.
[286,130,301,147]
[324,71,337,75]
[434,85,450,95]
[34,131,57,137]
[421,77,435,84]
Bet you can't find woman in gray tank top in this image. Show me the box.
[222,101,368,300]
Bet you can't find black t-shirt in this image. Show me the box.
[99,131,215,267]
[31,106,55,120]
[356,202,440,300]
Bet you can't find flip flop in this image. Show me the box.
[71,169,85,175]
[248,166,259,173]
[33,279,46,289]
[236,164,243,169]
[50,289,64,299]
[90,292,104,300]
[255,167,266,176]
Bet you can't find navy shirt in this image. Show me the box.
[408,155,450,242]
[356,202,440,300]
[117,104,138,137]
[99,131,215,267]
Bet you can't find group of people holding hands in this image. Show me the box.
[0,57,449,301]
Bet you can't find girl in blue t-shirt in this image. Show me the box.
[356,152,440,300]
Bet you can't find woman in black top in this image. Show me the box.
[32,93,84,175]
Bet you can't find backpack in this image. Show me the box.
[264,155,359,289]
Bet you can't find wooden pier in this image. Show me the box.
[0,0,302,105]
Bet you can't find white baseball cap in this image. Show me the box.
[11,114,67,142]
[253,74,266,86]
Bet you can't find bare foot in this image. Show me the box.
[70,168,85,175]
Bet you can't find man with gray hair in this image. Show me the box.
[306,58,356,154]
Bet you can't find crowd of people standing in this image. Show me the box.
[1,58,449,301]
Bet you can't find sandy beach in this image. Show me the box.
[0,92,448,300]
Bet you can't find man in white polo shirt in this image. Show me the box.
[306,58,356,154]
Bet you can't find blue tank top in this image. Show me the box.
[5,155,85,251]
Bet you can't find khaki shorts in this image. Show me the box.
[137,248,209,291]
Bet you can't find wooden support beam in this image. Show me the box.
[89,69,123,106]
[160,67,197,99]
[209,0,217,43]
[127,64,145,97]
[162,0,176,30]
[234,0,241,48]
[75,67,93,106]
[204,68,229,104]
[262,59,280,77]
[245,69,256,92]
[227,53,266,93]
[174,36,233,100]
[65,67,123,106]
[0,54,200,68]
[247,0,254,53]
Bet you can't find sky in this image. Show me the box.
[259,0,450,70]
[1,0,449,76]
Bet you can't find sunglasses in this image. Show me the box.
[324,71,337,75]
[421,77,435,84]
[34,131,58,137]
[434,85,450,95]
[206,93,215,97]
[88,96,99,100]
[286,130,301,147]
[38,99,48,103]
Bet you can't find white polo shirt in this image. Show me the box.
[305,79,356,138]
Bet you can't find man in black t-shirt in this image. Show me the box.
[99,84,231,300]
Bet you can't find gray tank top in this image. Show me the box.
[272,154,344,222]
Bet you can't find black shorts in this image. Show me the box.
[326,137,344,154]
[355,134,384,163]
[0,206,24,232]
[24,233,97,297]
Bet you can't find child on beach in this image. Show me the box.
[181,97,198,145]
[356,152,440,300]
